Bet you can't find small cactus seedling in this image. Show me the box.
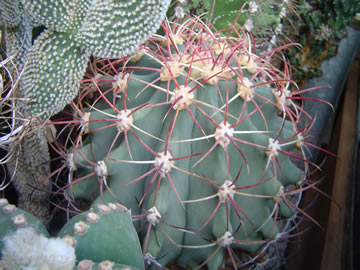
[0,199,144,269]
[50,12,333,269]
[0,198,49,254]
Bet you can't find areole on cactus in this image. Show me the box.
[40,13,334,269]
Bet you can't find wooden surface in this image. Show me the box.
[287,53,359,270]
[319,53,359,270]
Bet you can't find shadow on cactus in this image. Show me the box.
[44,12,335,269]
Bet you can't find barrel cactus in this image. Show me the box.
[48,14,331,269]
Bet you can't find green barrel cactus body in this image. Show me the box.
[60,14,324,269]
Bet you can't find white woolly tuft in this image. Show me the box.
[1,227,76,270]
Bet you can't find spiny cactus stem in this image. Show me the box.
[182,173,277,231]
[95,160,107,178]
[49,12,337,268]
[217,180,236,202]
[237,77,254,100]
[160,60,185,82]
[214,121,234,147]
[119,158,182,207]
[217,231,234,247]
[266,138,281,159]
[142,206,182,255]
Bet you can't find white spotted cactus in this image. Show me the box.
[53,14,332,269]
[1,0,171,118]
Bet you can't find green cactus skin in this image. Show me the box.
[56,14,330,269]
[57,203,145,270]
[0,0,22,27]
[74,0,170,58]
[6,0,168,119]
[12,0,170,118]
[21,0,91,33]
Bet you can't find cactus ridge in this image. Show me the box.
[49,15,332,269]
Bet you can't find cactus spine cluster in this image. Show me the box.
[49,14,329,269]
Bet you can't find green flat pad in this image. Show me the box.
[75,0,170,58]
[21,0,91,32]
[22,29,88,118]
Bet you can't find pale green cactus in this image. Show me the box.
[57,14,331,269]
[21,0,91,32]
